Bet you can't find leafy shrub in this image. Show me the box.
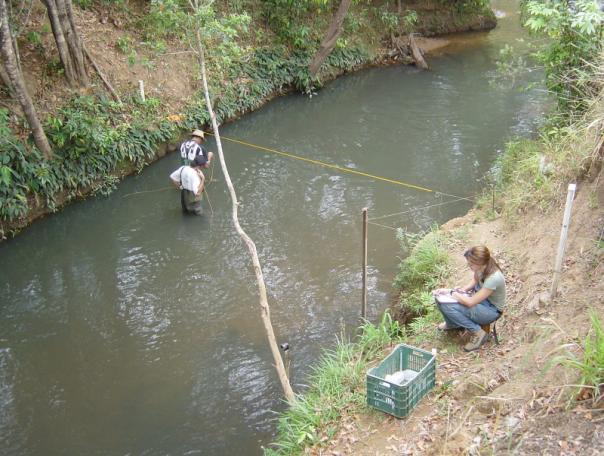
[261,0,325,50]
[394,228,450,291]
[523,0,604,112]
[140,0,188,40]
[0,94,179,224]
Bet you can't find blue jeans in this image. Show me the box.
[437,299,500,333]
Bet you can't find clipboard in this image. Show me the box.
[435,294,458,304]
[434,291,469,305]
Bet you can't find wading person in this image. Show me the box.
[432,245,506,352]
[180,129,214,166]
[169,155,209,215]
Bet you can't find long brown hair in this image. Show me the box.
[464,245,502,282]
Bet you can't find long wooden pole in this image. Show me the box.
[362,207,368,319]
[550,183,577,299]
[190,0,295,404]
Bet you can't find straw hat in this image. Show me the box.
[191,129,205,139]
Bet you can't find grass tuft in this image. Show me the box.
[393,227,451,327]
[264,311,405,455]
[551,311,604,405]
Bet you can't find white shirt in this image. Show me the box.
[170,166,203,194]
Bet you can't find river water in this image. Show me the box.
[0,2,547,455]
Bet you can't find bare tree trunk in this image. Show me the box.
[189,0,295,405]
[0,60,13,92]
[44,0,77,85]
[6,0,20,70]
[0,0,53,159]
[60,0,87,84]
[308,0,352,78]
[43,0,87,87]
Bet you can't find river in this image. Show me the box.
[0,1,548,454]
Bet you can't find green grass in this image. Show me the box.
[551,311,604,404]
[264,312,405,455]
[393,228,451,328]
[483,63,604,221]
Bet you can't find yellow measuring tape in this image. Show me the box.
[204,132,434,194]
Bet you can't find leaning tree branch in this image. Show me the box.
[83,45,121,103]
[189,0,295,405]
[308,0,352,78]
[408,33,429,70]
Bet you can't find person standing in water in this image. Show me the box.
[169,155,209,215]
[433,245,506,352]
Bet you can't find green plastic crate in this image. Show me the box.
[366,344,436,418]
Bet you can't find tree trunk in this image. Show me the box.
[0,60,13,92]
[0,0,53,159]
[44,0,77,86]
[308,0,352,78]
[188,0,295,405]
[43,0,87,87]
[409,33,429,70]
[60,0,87,84]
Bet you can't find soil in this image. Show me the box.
[313,172,604,455]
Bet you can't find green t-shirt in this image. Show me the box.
[477,269,506,311]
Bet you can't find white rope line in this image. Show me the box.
[368,221,399,231]
[434,191,476,202]
[369,195,474,222]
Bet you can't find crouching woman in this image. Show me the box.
[436,245,506,352]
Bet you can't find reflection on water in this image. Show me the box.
[0,1,549,454]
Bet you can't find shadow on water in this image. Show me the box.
[0,1,549,454]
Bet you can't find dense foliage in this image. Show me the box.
[522,0,603,111]
[0,99,176,221]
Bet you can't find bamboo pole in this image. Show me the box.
[189,0,295,404]
[550,183,577,299]
[362,207,368,319]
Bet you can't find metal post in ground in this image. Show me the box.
[362,207,368,319]
[492,184,495,213]
[550,183,577,299]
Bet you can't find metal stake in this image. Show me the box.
[362,207,368,319]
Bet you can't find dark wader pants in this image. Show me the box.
[181,189,203,215]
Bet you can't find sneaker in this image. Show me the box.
[464,329,488,352]
[437,322,457,331]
